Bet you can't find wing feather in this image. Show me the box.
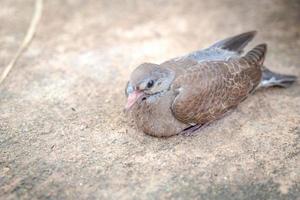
[171,58,261,125]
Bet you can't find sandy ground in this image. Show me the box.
[0,0,300,199]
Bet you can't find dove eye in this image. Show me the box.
[147,80,154,88]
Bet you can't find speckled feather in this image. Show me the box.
[171,44,265,124]
[126,32,296,137]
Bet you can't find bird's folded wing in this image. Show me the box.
[170,59,261,125]
[209,31,257,53]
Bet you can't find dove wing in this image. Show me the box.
[171,44,266,125]
[165,31,257,64]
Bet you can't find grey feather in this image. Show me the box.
[209,30,257,53]
[175,31,257,63]
[260,67,297,88]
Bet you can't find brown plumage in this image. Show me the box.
[171,44,265,125]
[125,32,296,137]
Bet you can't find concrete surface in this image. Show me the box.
[0,0,300,199]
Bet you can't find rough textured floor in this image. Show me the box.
[0,0,300,199]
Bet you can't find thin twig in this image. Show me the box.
[0,0,43,85]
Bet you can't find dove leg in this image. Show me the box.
[180,124,204,136]
[180,108,236,136]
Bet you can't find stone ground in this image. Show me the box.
[0,0,300,199]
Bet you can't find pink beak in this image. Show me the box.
[125,90,144,110]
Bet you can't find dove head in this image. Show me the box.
[125,63,174,110]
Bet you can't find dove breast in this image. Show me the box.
[131,90,187,137]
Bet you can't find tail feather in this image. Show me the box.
[243,44,296,88]
[210,31,257,53]
[260,67,297,88]
[243,43,267,66]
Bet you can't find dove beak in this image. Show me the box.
[125,90,144,110]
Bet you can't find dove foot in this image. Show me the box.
[181,124,204,136]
